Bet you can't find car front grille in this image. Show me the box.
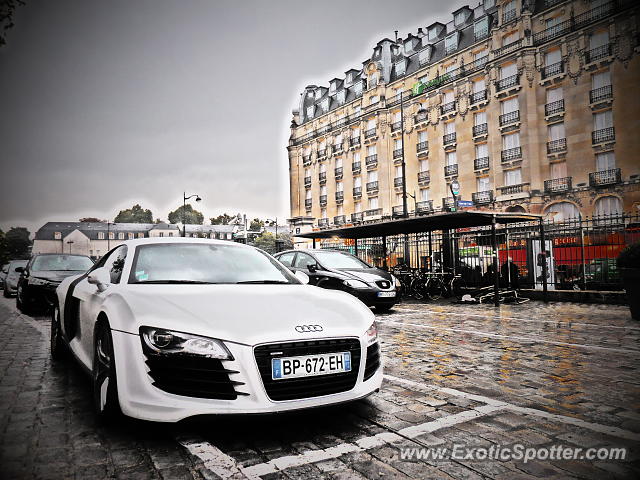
[254,338,361,401]
[375,280,391,289]
[364,343,380,381]
[141,343,247,400]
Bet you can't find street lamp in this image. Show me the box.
[182,192,202,237]
[449,179,460,212]
[66,240,74,254]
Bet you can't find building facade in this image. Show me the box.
[287,0,640,237]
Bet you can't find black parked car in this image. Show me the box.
[3,260,28,297]
[16,253,94,313]
[274,249,399,312]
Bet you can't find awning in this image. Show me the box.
[295,211,542,240]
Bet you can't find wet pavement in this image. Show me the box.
[0,295,639,479]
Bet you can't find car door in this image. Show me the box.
[275,251,296,272]
[292,252,322,285]
[71,246,128,369]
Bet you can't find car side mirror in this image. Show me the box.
[87,267,111,292]
[294,271,310,284]
[15,267,24,273]
[307,264,318,273]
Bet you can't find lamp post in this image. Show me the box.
[66,240,74,254]
[107,222,113,251]
[182,192,202,237]
[449,179,460,212]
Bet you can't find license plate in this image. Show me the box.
[272,352,351,380]
[377,291,396,297]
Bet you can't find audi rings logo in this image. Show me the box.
[295,324,323,333]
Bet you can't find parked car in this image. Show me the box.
[16,254,94,313]
[3,260,28,297]
[52,238,382,422]
[274,249,400,312]
[0,263,8,289]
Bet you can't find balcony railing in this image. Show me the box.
[474,27,489,41]
[444,164,459,177]
[366,181,379,192]
[546,138,567,154]
[442,197,455,209]
[351,212,364,223]
[499,110,520,126]
[417,141,429,152]
[353,186,362,197]
[470,90,487,104]
[585,44,612,63]
[498,183,529,195]
[391,121,402,132]
[335,191,344,201]
[394,177,404,187]
[305,199,312,208]
[533,20,572,45]
[544,177,572,194]
[502,9,516,24]
[493,39,521,58]
[416,200,433,214]
[590,85,612,103]
[545,99,565,116]
[390,205,405,218]
[319,172,327,182]
[334,167,343,178]
[352,161,361,173]
[543,0,564,8]
[333,215,346,225]
[317,148,327,158]
[365,154,378,166]
[542,61,564,79]
[474,157,490,170]
[501,146,522,162]
[418,171,431,183]
[414,112,428,124]
[496,74,519,92]
[444,44,457,55]
[592,127,615,144]
[364,208,382,217]
[443,133,457,145]
[302,155,311,164]
[472,190,494,204]
[319,195,327,206]
[365,128,376,138]
[473,123,488,136]
[350,137,361,147]
[304,176,311,186]
[393,148,403,159]
[589,168,621,187]
[333,144,343,154]
[440,101,456,115]
[318,218,329,227]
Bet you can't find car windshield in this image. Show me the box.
[129,243,298,284]
[31,255,93,272]
[314,251,371,269]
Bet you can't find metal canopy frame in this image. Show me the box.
[295,211,547,306]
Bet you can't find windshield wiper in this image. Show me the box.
[235,280,290,284]
[134,280,219,284]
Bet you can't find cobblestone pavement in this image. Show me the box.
[1,295,639,479]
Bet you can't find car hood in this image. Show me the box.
[114,284,375,345]
[31,270,86,283]
[339,268,393,284]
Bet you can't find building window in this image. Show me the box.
[548,122,565,142]
[368,197,379,210]
[354,176,362,188]
[98,232,105,240]
[315,89,322,100]
[419,188,430,201]
[589,30,609,50]
[127,233,134,240]
[419,159,429,172]
[503,0,516,22]
[473,79,486,93]
[592,70,611,89]
[418,48,431,65]
[138,232,144,238]
[306,106,314,119]
[500,63,517,79]
[444,121,455,136]
[593,110,613,130]
[551,161,567,180]
[354,201,362,212]
[159,232,164,237]
[546,87,563,103]
[321,208,327,219]
[428,27,439,42]
[54,232,62,240]
[503,31,519,46]
[596,151,616,171]
[369,95,379,105]
[477,176,490,192]
[454,10,467,26]
[117,232,124,239]
[109,232,115,240]
[394,60,406,76]
[445,151,457,166]
[335,157,343,169]
[354,81,363,96]
[594,196,622,218]
[474,111,487,126]
[367,170,378,183]
[444,33,458,54]
[337,90,346,104]
[544,202,579,221]
[475,143,488,159]
[502,132,521,149]
[321,98,329,112]
[484,0,495,8]
[168,232,174,237]
[346,72,353,83]
[369,73,378,88]
[504,168,522,186]
[306,189,312,200]
[474,17,489,39]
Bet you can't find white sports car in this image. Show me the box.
[53,238,382,422]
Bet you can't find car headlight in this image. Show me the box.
[29,277,52,286]
[140,327,233,360]
[365,321,378,346]
[343,279,369,289]
[391,275,400,288]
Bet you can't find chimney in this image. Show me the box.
[394,30,398,42]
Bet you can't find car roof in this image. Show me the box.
[32,253,92,257]
[118,236,258,250]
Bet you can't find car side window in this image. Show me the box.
[106,246,128,284]
[277,252,296,267]
[294,253,316,269]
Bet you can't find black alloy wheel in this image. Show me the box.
[92,323,121,419]
[50,305,67,360]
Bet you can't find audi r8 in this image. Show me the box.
[52,238,382,422]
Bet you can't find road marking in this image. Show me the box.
[378,319,640,355]
[178,438,260,480]
[384,374,640,442]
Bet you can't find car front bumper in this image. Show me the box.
[347,288,399,307]
[111,331,383,422]
[23,283,59,306]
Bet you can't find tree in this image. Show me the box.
[79,217,105,223]
[168,204,204,225]
[252,232,293,255]
[249,218,264,231]
[1,227,31,260]
[210,213,233,225]
[114,204,153,223]
[0,0,25,47]
[0,230,7,265]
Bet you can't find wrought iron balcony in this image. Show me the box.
[493,39,521,58]
[391,121,402,132]
[501,146,522,162]
[585,44,611,63]
[473,123,488,137]
[444,164,459,177]
[470,90,487,104]
[333,215,346,225]
[365,128,376,138]
[417,141,429,152]
[364,208,382,217]
[386,94,402,107]
[414,112,428,124]
[544,177,572,194]
[502,9,516,24]
[474,157,490,170]
[351,212,364,223]
[318,172,327,183]
[416,200,433,214]
[533,21,571,45]
[393,148,403,159]
[543,0,564,8]
[366,181,379,193]
[545,99,565,116]
[542,61,564,79]
[318,218,329,227]
[418,171,430,183]
[392,205,406,218]
[352,161,361,173]
[443,133,457,145]
[317,148,327,158]
[365,154,378,166]
[440,101,456,115]
[394,177,404,188]
[335,191,344,201]
[499,110,520,126]
[353,186,362,197]
[333,143,343,154]
[498,183,529,195]
[305,199,312,209]
[319,195,327,206]
[589,168,621,187]
[591,127,615,144]
[304,176,311,186]
[472,190,494,204]
[546,138,567,154]
[496,74,519,92]
[590,85,612,103]
[302,155,311,164]
[350,137,361,147]
[334,167,343,178]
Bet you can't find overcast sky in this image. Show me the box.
[0,0,469,234]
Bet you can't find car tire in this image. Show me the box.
[375,304,394,313]
[2,286,9,298]
[50,305,68,361]
[92,322,121,420]
[16,285,29,314]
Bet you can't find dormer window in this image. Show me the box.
[329,83,336,93]
[392,45,400,56]
[428,28,439,41]
[445,33,459,55]
[484,0,495,8]
[369,73,379,88]
[418,47,431,66]
[306,105,315,119]
[454,11,466,26]
[395,59,406,77]
[337,90,346,105]
[474,17,489,40]
[354,81,363,96]
[321,98,329,112]
[346,72,353,84]
[314,89,322,100]
[404,39,415,54]
[54,232,62,240]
